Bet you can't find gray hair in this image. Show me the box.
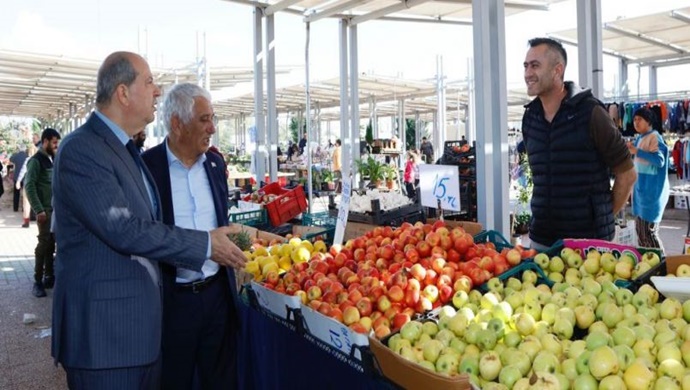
[160,83,212,132]
[96,52,138,108]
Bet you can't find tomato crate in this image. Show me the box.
[301,211,337,227]
[244,183,308,226]
[228,209,267,227]
[476,261,552,294]
[473,230,512,251]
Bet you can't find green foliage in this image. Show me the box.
[365,120,374,146]
[355,156,384,183]
[405,118,416,150]
[516,154,533,206]
[381,164,398,181]
[0,118,35,157]
[289,117,303,144]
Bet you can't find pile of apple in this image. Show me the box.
[385,258,690,389]
[261,221,534,338]
[244,237,328,282]
[534,247,661,285]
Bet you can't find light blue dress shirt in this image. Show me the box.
[165,141,220,283]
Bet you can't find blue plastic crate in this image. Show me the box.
[477,261,553,293]
[473,230,512,251]
[301,211,337,227]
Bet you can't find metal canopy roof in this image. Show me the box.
[224,0,560,25]
[550,6,690,67]
[213,74,532,121]
[0,49,291,120]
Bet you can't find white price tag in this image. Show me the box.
[333,180,351,246]
[419,164,461,211]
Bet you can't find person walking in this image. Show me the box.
[627,107,670,253]
[403,151,419,200]
[15,144,37,228]
[420,137,434,164]
[142,83,240,390]
[51,51,247,390]
[521,37,636,250]
[10,147,27,212]
[24,128,61,297]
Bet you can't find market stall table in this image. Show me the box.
[670,186,690,236]
[236,299,399,390]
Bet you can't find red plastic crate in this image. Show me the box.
[244,183,308,226]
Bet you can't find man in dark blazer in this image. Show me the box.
[51,51,246,390]
[142,83,239,389]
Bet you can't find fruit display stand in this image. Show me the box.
[651,255,690,301]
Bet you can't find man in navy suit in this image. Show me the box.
[142,83,239,389]
[51,51,247,390]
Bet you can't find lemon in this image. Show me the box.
[257,256,275,270]
[269,246,281,257]
[280,244,292,258]
[278,256,292,271]
[291,247,310,264]
[243,250,253,260]
[261,262,279,276]
[299,240,314,253]
[254,246,269,257]
[288,237,302,248]
[313,240,327,253]
[245,260,259,274]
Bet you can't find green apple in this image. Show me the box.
[638,305,659,322]
[560,247,575,262]
[575,350,592,375]
[583,257,600,275]
[505,277,522,291]
[486,277,504,294]
[447,312,469,337]
[655,330,678,349]
[612,344,635,371]
[492,301,513,323]
[577,293,598,310]
[581,278,602,296]
[400,320,423,342]
[549,256,565,273]
[654,376,682,390]
[599,253,617,274]
[638,284,660,304]
[660,298,683,320]
[601,303,623,328]
[435,352,459,375]
[435,329,454,347]
[498,365,521,389]
[421,339,444,363]
[398,345,417,362]
[459,354,479,376]
[657,358,684,382]
[614,288,633,306]
[622,303,637,318]
[540,333,563,357]
[623,359,655,389]
[534,253,550,270]
[574,305,595,329]
[478,351,502,381]
[572,373,598,390]
[463,322,482,344]
[611,326,636,347]
[632,291,651,309]
[566,252,583,269]
[480,292,500,310]
[658,344,682,364]
[518,336,542,361]
[541,303,558,325]
[585,330,612,351]
[548,272,564,283]
[640,251,660,266]
[632,261,651,279]
[532,350,560,375]
[524,302,542,321]
[614,261,632,279]
[567,339,587,360]
[680,340,690,367]
[588,321,609,335]
[633,339,657,361]
[553,318,574,340]
[588,345,619,380]
[677,263,690,277]
[598,375,625,390]
[633,324,656,341]
[561,358,578,380]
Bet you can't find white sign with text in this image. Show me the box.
[333,180,352,247]
[419,164,461,211]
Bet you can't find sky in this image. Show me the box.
[1,0,689,98]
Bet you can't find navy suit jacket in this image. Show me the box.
[51,114,209,370]
[141,141,240,324]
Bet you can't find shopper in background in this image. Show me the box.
[51,51,246,390]
[133,130,147,153]
[627,107,669,253]
[420,137,434,164]
[143,83,240,390]
[298,132,307,155]
[403,150,420,200]
[15,144,37,228]
[24,128,61,298]
[10,147,28,212]
[521,37,636,250]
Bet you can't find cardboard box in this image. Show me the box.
[344,222,378,241]
[250,280,302,320]
[300,304,369,361]
[664,255,690,275]
[427,219,483,236]
[651,255,690,302]
[368,336,471,390]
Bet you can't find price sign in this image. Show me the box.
[333,180,351,246]
[419,164,461,211]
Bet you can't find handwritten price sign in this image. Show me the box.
[333,180,351,247]
[419,164,461,211]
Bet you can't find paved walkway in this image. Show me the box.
[0,185,689,389]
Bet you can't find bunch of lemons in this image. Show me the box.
[243,237,328,281]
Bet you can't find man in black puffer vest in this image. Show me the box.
[521,38,637,250]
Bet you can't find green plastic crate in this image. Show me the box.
[477,261,553,293]
[302,211,337,227]
[473,230,512,251]
[228,209,268,227]
[303,226,336,246]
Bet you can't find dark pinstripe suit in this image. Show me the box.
[51,114,210,387]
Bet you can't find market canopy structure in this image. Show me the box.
[551,6,690,66]
[0,49,293,123]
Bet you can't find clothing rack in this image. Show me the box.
[603,95,690,136]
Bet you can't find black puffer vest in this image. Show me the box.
[522,83,615,247]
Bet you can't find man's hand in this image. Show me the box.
[209,226,248,270]
[36,211,47,224]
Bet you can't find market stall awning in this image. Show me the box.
[549,6,690,67]
[224,0,563,25]
[0,49,293,120]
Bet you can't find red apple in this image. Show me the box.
[392,313,411,330]
[506,248,522,266]
[453,275,473,293]
[307,285,322,301]
[388,285,404,303]
[377,295,392,312]
[342,306,361,325]
[356,297,373,317]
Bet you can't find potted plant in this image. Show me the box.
[355,157,384,188]
[382,164,398,190]
[321,168,335,191]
